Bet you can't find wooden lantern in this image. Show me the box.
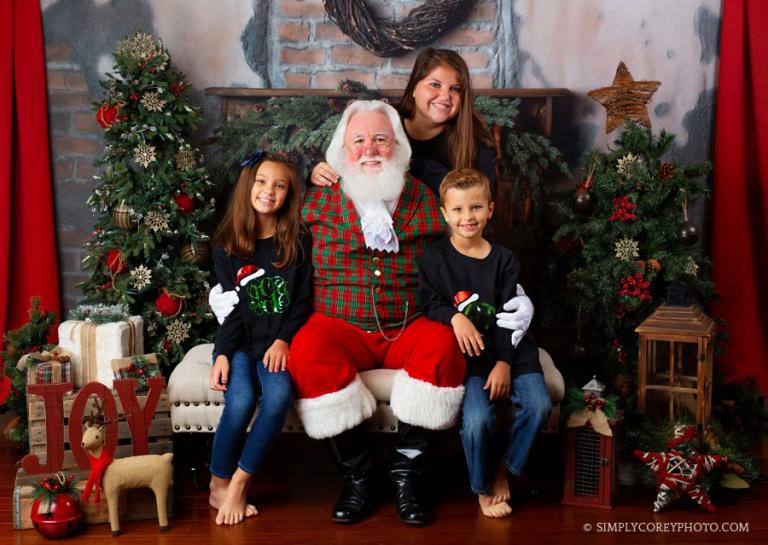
[635,304,715,429]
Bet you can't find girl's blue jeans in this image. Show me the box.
[459,371,552,495]
[209,350,293,478]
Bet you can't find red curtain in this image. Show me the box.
[0,0,61,337]
[712,0,768,393]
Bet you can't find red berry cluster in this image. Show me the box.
[612,340,627,363]
[619,273,652,302]
[583,392,605,410]
[608,196,638,222]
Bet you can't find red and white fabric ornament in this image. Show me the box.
[634,425,729,513]
[453,291,479,312]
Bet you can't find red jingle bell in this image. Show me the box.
[31,494,82,539]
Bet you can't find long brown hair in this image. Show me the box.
[213,154,303,268]
[397,48,494,170]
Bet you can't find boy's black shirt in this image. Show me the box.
[212,233,313,362]
[419,236,541,378]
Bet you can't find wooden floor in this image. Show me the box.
[1,426,766,545]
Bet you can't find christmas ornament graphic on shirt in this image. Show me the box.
[235,265,291,316]
[453,290,496,333]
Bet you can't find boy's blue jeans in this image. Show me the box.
[459,371,552,495]
[209,350,293,478]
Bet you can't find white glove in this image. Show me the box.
[208,283,239,325]
[496,284,534,348]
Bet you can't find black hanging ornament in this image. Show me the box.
[677,190,699,245]
[573,188,593,212]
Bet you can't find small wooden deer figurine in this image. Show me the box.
[81,398,174,536]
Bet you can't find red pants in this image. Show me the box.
[288,312,465,439]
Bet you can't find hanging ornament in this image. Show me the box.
[145,209,170,232]
[677,190,699,245]
[166,319,191,344]
[112,203,136,229]
[155,289,183,317]
[684,256,700,277]
[180,242,210,264]
[646,258,663,273]
[573,163,594,212]
[587,61,661,133]
[614,237,640,262]
[174,193,195,214]
[96,102,119,129]
[129,265,153,290]
[106,249,128,274]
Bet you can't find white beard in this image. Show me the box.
[337,154,410,208]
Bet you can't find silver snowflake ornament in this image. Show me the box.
[141,91,166,112]
[133,144,156,168]
[684,256,700,277]
[166,319,191,344]
[129,265,152,290]
[145,209,170,232]
[615,238,640,261]
[175,147,197,171]
[617,152,643,176]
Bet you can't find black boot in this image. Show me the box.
[390,424,433,525]
[327,425,373,524]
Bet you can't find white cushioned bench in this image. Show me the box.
[168,344,564,434]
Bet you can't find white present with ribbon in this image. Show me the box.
[58,316,144,388]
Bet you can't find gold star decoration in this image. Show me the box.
[588,62,661,133]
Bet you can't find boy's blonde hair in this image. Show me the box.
[439,168,492,205]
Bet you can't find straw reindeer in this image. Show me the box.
[81,397,174,536]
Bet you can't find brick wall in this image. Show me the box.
[45,43,102,313]
[272,0,499,89]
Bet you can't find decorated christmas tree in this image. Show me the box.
[79,32,216,368]
[549,122,715,401]
[1,298,57,443]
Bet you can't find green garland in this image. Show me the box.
[32,473,80,506]
[68,303,131,324]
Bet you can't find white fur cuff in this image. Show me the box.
[390,370,465,430]
[295,375,377,439]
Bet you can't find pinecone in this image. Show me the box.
[660,162,676,180]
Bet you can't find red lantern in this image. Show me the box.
[173,193,195,214]
[106,249,128,274]
[155,290,183,317]
[31,491,82,538]
[96,102,119,129]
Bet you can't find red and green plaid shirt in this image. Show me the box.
[302,174,444,332]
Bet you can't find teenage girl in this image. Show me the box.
[208,151,312,525]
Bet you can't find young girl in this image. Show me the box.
[311,47,496,196]
[208,151,312,525]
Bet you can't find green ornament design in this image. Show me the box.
[246,275,290,316]
[463,301,496,333]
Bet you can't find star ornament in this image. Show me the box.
[588,62,661,133]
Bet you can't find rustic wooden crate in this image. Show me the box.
[12,467,173,530]
[26,388,172,468]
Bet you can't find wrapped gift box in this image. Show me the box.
[58,317,144,388]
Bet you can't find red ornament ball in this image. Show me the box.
[31,494,82,539]
[173,193,195,214]
[106,249,128,274]
[155,290,183,317]
[96,103,119,129]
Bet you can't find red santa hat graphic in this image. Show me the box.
[453,290,479,312]
[235,264,265,291]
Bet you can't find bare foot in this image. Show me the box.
[215,469,258,525]
[209,475,230,510]
[478,494,513,518]
[491,463,511,505]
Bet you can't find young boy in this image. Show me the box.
[418,168,551,518]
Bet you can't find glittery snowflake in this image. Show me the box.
[175,147,197,171]
[145,210,170,232]
[166,319,191,344]
[684,256,699,277]
[129,265,152,290]
[141,91,166,112]
[617,153,643,175]
[116,32,157,61]
[133,144,156,168]
[615,238,640,261]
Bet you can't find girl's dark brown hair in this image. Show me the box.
[397,48,494,170]
[213,153,303,268]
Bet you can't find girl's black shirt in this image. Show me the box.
[212,233,313,362]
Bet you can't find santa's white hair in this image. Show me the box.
[325,100,412,204]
